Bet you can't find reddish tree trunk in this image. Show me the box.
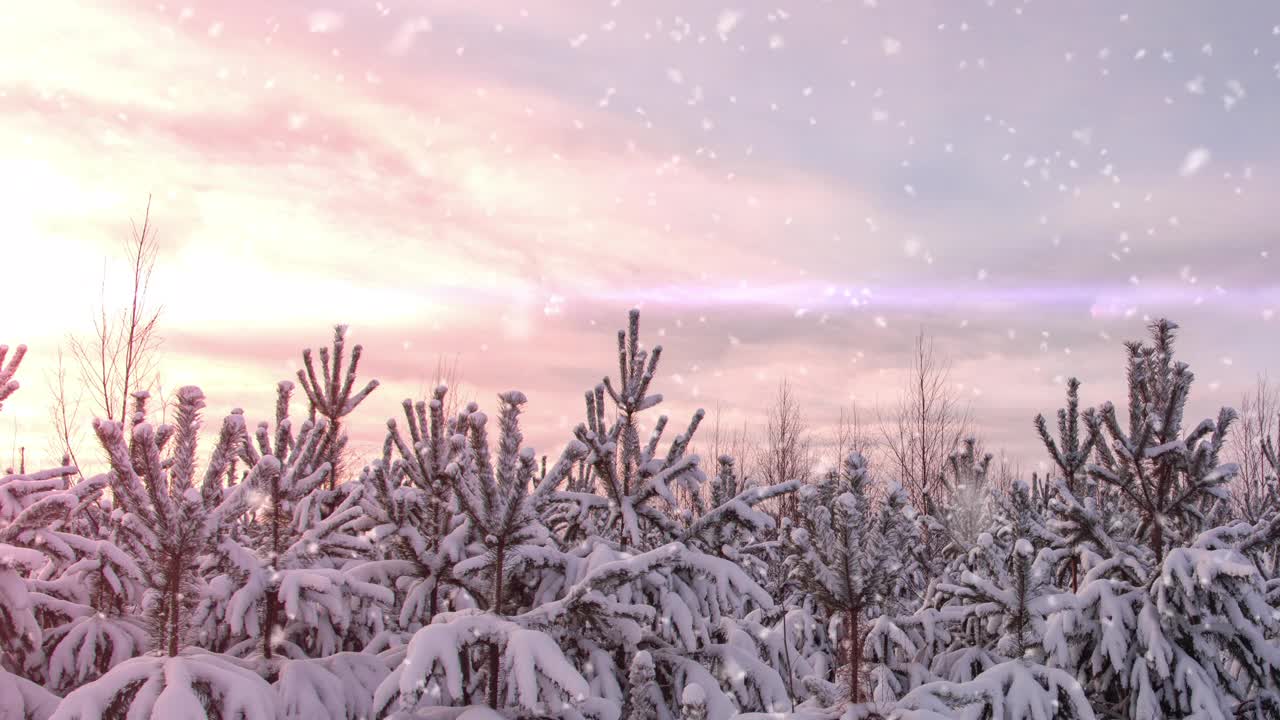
[265,482,283,659]
[487,644,500,706]
[324,422,341,490]
[488,541,507,708]
[848,607,862,705]
[264,594,278,659]
[167,558,181,657]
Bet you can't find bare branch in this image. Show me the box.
[65,197,165,428]
[877,328,970,514]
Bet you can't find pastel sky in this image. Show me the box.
[3,0,1278,474]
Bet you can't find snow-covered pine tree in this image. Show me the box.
[920,532,1002,684]
[53,387,279,719]
[50,650,278,720]
[376,391,605,717]
[1257,427,1280,582]
[1034,379,1095,499]
[929,482,1060,676]
[548,309,707,550]
[936,438,994,552]
[101,387,243,658]
[912,479,1051,701]
[780,478,915,713]
[534,313,796,716]
[382,314,796,720]
[569,483,792,710]
[1037,318,1280,719]
[1,463,100,683]
[186,408,252,654]
[196,379,392,669]
[672,454,810,710]
[1188,512,1280,714]
[881,484,931,616]
[1086,319,1237,563]
[1139,531,1280,719]
[350,383,467,647]
[679,454,796,584]
[29,519,149,693]
[451,391,588,709]
[296,324,380,488]
[860,482,933,707]
[0,341,102,718]
[0,465,82,718]
[785,452,885,707]
[584,394,801,716]
[1035,381,1150,714]
[667,497,802,712]
[1034,378,1098,593]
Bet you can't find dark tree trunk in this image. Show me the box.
[461,649,472,704]
[1151,518,1164,566]
[264,594,278,659]
[167,558,181,657]
[264,481,283,659]
[848,607,862,705]
[488,540,507,708]
[487,644,500,706]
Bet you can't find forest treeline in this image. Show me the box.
[4,202,1280,720]
[3,303,1280,720]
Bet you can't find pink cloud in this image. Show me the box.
[5,0,1271,481]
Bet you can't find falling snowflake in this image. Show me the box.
[1178,147,1211,177]
[307,10,343,33]
[716,9,743,38]
[388,17,433,55]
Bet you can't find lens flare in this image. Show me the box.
[585,282,1280,318]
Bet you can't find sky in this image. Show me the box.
[2,0,1278,476]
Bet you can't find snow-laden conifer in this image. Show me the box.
[0,341,105,714]
[56,388,277,718]
[194,378,392,677]
[1037,319,1277,718]
[1086,319,1238,563]
[350,383,463,644]
[547,309,708,550]
[296,325,379,488]
[785,452,886,706]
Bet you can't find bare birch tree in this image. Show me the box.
[44,348,86,474]
[1229,374,1279,522]
[417,353,467,420]
[686,403,755,514]
[831,404,872,472]
[878,329,969,515]
[65,198,164,429]
[757,379,814,521]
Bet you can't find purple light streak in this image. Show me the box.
[587,283,1280,318]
